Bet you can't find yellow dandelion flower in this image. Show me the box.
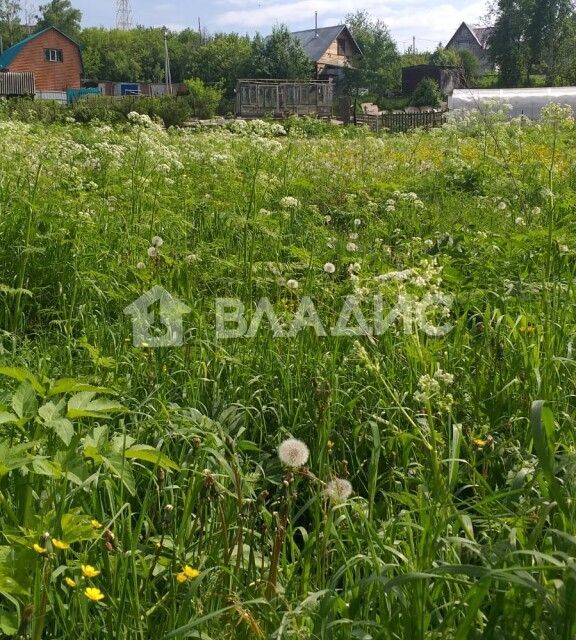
[176,572,188,583]
[81,564,101,578]
[183,566,200,579]
[65,577,77,588]
[90,519,103,529]
[52,538,70,550]
[327,440,334,450]
[33,543,47,554]
[84,587,105,602]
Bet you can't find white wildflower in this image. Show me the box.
[346,242,358,252]
[353,218,362,227]
[278,438,309,468]
[324,262,336,274]
[280,196,300,209]
[515,217,526,226]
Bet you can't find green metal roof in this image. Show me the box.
[0,27,82,70]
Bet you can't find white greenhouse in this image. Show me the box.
[449,87,576,120]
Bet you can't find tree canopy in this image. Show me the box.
[35,0,82,40]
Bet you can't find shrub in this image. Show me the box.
[411,77,443,107]
[185,78,224,119]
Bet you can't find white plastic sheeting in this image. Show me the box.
[449,87,576,119]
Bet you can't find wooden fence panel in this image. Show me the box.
[355,111,447,133]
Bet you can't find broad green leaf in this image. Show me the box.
[0,441,37,477]
[32,458,62,479]
[11,383,37,421]
[48,378,116,397]
[124,446,180,470]
[39,399,74,445]
[0,367,45,395]
[0,412,18,425]
[0,608,18,635]
[67,392,126,419]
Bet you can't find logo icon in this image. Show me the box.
[124,286,191,348]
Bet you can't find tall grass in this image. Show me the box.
[0,110,575,639]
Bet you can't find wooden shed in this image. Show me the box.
[0,71,35,97]
[235,79,334,118]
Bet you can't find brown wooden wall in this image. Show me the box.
[317,35,357,68]
[7,30,82,91]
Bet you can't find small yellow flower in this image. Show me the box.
[90,519,103,529]
[176,572,188,583]
[84,587,105,602]
[52,538,70,550]
[65,577,77,588]
[183,565,200,579]
[519,325,536,334]
[33,544,47,554]
[327,440,334,450]
[81,564,101,578]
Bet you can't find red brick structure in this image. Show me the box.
[0,27,83,92]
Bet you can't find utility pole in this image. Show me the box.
[164,28,173,95]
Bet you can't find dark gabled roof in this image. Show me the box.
[290,25,362,62]
[446,22,494,51]
[0,26,82,70]
[470,25,494,47]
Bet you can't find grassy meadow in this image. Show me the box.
[0,106,575,639]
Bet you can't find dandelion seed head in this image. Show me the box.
[324,262,336,274]
[346,242,358,252]
[286,279,299,290]
[325,478,353,504]
[147,247,159,258]
[151,236,164,248]
[278,438,309,468]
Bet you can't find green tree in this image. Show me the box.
[0,0,25,48]
[189,32,252,99]
[430,46,460,66]
[344,10,400,97]
[527,0,573,82]
[458,49,481,85]
[35,0,82,40]
[251,25,313,79]
[489,0,531,86]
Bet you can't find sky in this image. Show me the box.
[67,0,491,52]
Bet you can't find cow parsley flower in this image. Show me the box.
[280,196,300,209]
[325,478,353,504]
[278,438,309,468]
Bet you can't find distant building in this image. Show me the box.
[446,22,494,74]
[290,24,362,80]
[0,26,83,92]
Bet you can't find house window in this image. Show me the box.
[45,49,63,63]
[337,38,346,56]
